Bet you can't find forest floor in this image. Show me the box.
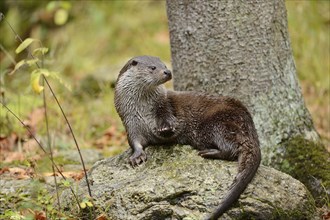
[0,1,329,219]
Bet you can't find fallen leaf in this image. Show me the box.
[6,167,30,179]
[35,210,47,220]
[4,152,25,163]
[0,133,17,152]
[94,135,111,148]
[69,170,85,181]
[322,210,330,220]
[0,167,9,174]
[94,126,113,148]
[96,214,108,220]
[43,172,59,177]
[94,125,127,148]
[43,170,85,181]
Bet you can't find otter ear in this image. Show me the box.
[119,59,138,74]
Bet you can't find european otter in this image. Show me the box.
[114,55,261,219]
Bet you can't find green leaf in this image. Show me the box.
[46,204,53,211]
[32,47,49,56]
[29,69,72,93]
[48,71,72,91]
[4,210,24,220]
[37,68,50,77]
[61,179,71,187]
[26,58,39,66]
[54,9,68,26]
[80,202,87,209]
[46,1,57,11]
[10,58,40,75]
[30,69,44,94]
[15,38,35,54]
[30,68,50,94]
[9,60,26,75]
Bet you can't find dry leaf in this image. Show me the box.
[69,170,85,181]
[7,167,30,179]
[0,133,17,152]
[43,170,85,181]
[0,167,10,175]
[96,215,108,220]
[4,152,25,163]
[322,210,330,220]
[35,210,47,220]
[94,125,127,148]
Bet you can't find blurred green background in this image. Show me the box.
[0,0,329,157]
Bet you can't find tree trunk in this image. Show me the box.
[166,0,329,204]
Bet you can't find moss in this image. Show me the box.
[271,206,314,220]
[273,191,316,220]
[280,136,330,206]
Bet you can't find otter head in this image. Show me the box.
[118,56,172,88]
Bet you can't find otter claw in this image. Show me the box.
[129,150,147,167]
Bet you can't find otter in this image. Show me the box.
[114,55,261,219]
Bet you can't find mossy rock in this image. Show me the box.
[60,145,317,219]
[276,136,330,206]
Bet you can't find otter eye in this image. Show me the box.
[131,60,138,66]
[149,66,156,71]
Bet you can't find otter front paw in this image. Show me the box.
[129,149,147,167]
[158,123,175,138]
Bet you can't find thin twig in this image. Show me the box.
[38,39,61,211]
[1,12,24,43]
[0,44,16,65]
[0,12,92,197]
[0,102,81,209]
[1,11,83,209]
[42,79,61,210]
[43,77,92,197]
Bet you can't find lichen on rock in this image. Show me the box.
[60,145,316,219]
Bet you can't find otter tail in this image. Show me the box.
[208,141,261,220]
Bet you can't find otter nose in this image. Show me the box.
[164,70,172,78]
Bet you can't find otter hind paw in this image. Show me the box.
[198,149,225,159]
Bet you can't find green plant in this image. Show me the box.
[0,11,94,218]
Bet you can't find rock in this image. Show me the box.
[0,179,33,195]
[57,148,103,165]
[60,145,316,219]
[0,178,54,213]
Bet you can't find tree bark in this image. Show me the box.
[166,0,329,204]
